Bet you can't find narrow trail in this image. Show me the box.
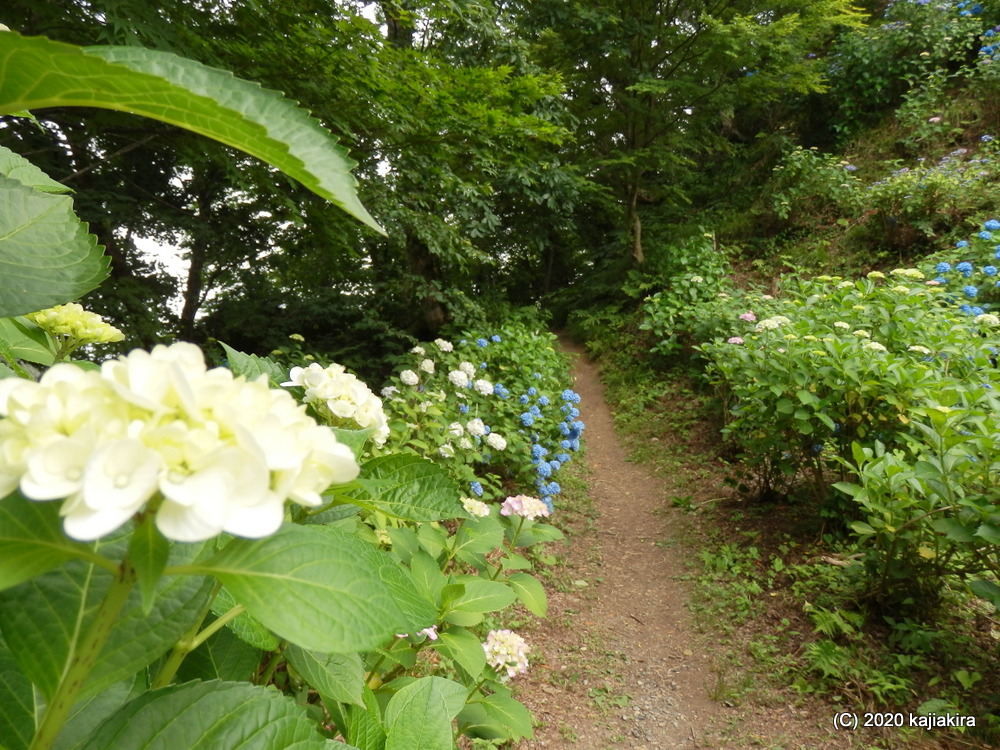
[518,338,720,748]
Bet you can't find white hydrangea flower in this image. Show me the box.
[975,313,1000,326]
[458,361,476,377]
[754,315,791,332]
[853,330,871,339]
[419,359,435,374]
[440,443,455,458]
[461,497,491,517]
[466,418,487,437]
[381,385,400,399]
[447,422,464,437]
[908,345,932,355]
[500,494,550,520]
[410,345,426,355]
[0,343,360,542]
[284,362,390,446]
[483,629,530,680]
[434,338,453,352]
[448,370,470,388]
[459,437,473,450]
[486,433,507,451]
[400,370,419,386]
[862,341,887,353]
[833,321,850,330]
[473,379,493,396]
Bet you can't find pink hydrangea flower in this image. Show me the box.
[739,311,757,322]
[727,337,745,345]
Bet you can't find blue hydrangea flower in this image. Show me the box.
[546,482,561,495]
[541,496,553,512]
[531,444,548,460]
[476,338,488,348]
[519,394,529,404]
[479,362,487,369]
[956,240,970,248]
[520,413,535,427]
[490,334,501,342]
[536,462,552,478]
[459,404,470,414]
[560,439,571,450]
[569,439,580,451]
[960,304,974,314]
[964,285,978,298]
[936,262,952,273]
[493,384,510,398]
[957,261,974,276]
[558,422,570,436]
[985,220,1000,231]
[470,481,483,497]
[527,387,537,396]
[557,453,571,464]
[533,372,542,379]
[934,276,948,284]
[538,395,550,406]
[529,405,541,417]
[995,247,1000,259]
[972,306,985,315]
[569,407,580,418]
[984,265,998,276]
[979,231,993,240]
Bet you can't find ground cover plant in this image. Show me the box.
[0,31,579,750]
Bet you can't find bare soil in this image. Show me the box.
[512,339,990,750]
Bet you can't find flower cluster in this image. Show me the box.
[27,303,124,350]
[499,494,551,520]
[283,362,390,446]
[0,343,359,542]
[482,629,530,680]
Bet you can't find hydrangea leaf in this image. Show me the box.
[218,343,286,386]
[0,635,34,750]
[505,572,547,617]
[192,525,415,653]
[0,539,212,703]
[0,490,93,591]
[285,646,365,707]
[0,34,382,234]
[384,677,466,750]
[175,626,261,684]
[349,455,463,522]
[0,316,57,366]
[0,174,110,318]
[433,628,486,681]
[477,692,533,741]
[75,680,338,750]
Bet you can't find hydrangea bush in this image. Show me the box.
[697,220,1000,610]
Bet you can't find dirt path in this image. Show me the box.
[517,338,720,748]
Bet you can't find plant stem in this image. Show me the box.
[30,561,136,750]
[151,580,222,689]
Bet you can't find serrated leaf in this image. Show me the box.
[447,577,517,615]
[0,175,109,318]
[0,316,56,365]
[433,629,485,680]
[478,693,533,741]
[0,635,33,750]
[286,646,365,707]
[56,673,146,750]
[0,144,69,194]
[384,677,466,750]
[210,586,279,651]
[76,680,334,750]
[351,455,463,522]
[128,517,170,614]
[347,688,386,750]
[506,572,547,616]
[174,625,261,684]
[191,524,414,652]
[0,490,95,591]
[0,540,211,704]
[218,342,286,385]
[0,35,382,233]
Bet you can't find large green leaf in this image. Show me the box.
[55,673,146,750]
[218,343,286,386]
[383,677,466,750]
[477,692,533,741]
[506,572,547,617]
[190,525,414,653]
[286,646,365,707]
[175,625,261,684]
[350,455,463,522]
[209,586,279,651]
[0,316,56,366]
[433,628,486,681]
[0,144,70,194]
[0,491,95,591]
[76,680,335,750]
[0,539,211,703]
[0,174,109,318]
[347,688,386,750]
[0,35,382,234]
[0,635,34,750]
